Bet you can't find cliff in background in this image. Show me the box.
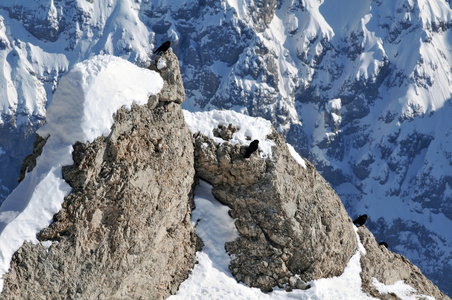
[0,51,448,299]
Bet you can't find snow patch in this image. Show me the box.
[157,57,167,70]
[38,55,163,143]
[326,98,341,113]
[287,143,307,169]
[372,278,435,300]
[183,109,275,159]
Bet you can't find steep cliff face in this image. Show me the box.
[1,51,198,300]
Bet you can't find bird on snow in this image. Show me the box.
[353,214,368,227]
[153,41,172,55]
[378,241,388,248]
[244,140,259,158]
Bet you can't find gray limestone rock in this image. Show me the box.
[193,129,358,292]
[358,227,450,300]
[1,54,197,300]
[17,134,49,183]
[148,49,186,104]
[213,124,239,141]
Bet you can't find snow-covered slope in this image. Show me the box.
[0,54,163,291]
[0,0,451,295]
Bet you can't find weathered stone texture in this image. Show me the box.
[148,49,185,104]
[193,128,358,292]
[358,227,450,300]
[17,134,49,183]
[1,53,197,300]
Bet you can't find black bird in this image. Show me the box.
[378,241,388,248]
[353,214,368,227]
[153,41,172,54]
[244,140,259,158]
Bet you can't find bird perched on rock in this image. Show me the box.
[153,41,172,54]
[244,140,259,158]
[379,241,388,248]
[353,214,368,227]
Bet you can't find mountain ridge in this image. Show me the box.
[0,0,451,295]
[0,49,447,300]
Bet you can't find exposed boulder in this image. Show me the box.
[193,128,358,292]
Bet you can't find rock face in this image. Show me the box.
[193,129,358,292]
[358,227,450,300]
[148,50,185,105]
[1,52,197,300]
[17,134,49,183]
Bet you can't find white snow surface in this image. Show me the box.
[287,143,307,169]
[183,109,275,159]
[0,54,163,291]
[168,180,417,299]
[372,278,435,300]
[157,58,167,70]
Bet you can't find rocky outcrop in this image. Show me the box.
[148,49,185,105]
[1,51,197,300]
[17,134,49,183]
[358,227,450,300]
[193,128,358,292]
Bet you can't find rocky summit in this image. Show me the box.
[1,51,197,300]
[0,50,448,299]
[193,129,357,292]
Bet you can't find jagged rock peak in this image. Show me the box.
[193,128,358,292]
[1,54,197,300]
[148,49,186,105]
[187,112,449,297]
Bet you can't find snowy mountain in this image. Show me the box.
[0,0,451,295]
[0,52,445,298]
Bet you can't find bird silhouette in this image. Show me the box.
[244,140,259,158]
[353,214,368,227]
[378,241,388,248]
[153,41,172,54]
